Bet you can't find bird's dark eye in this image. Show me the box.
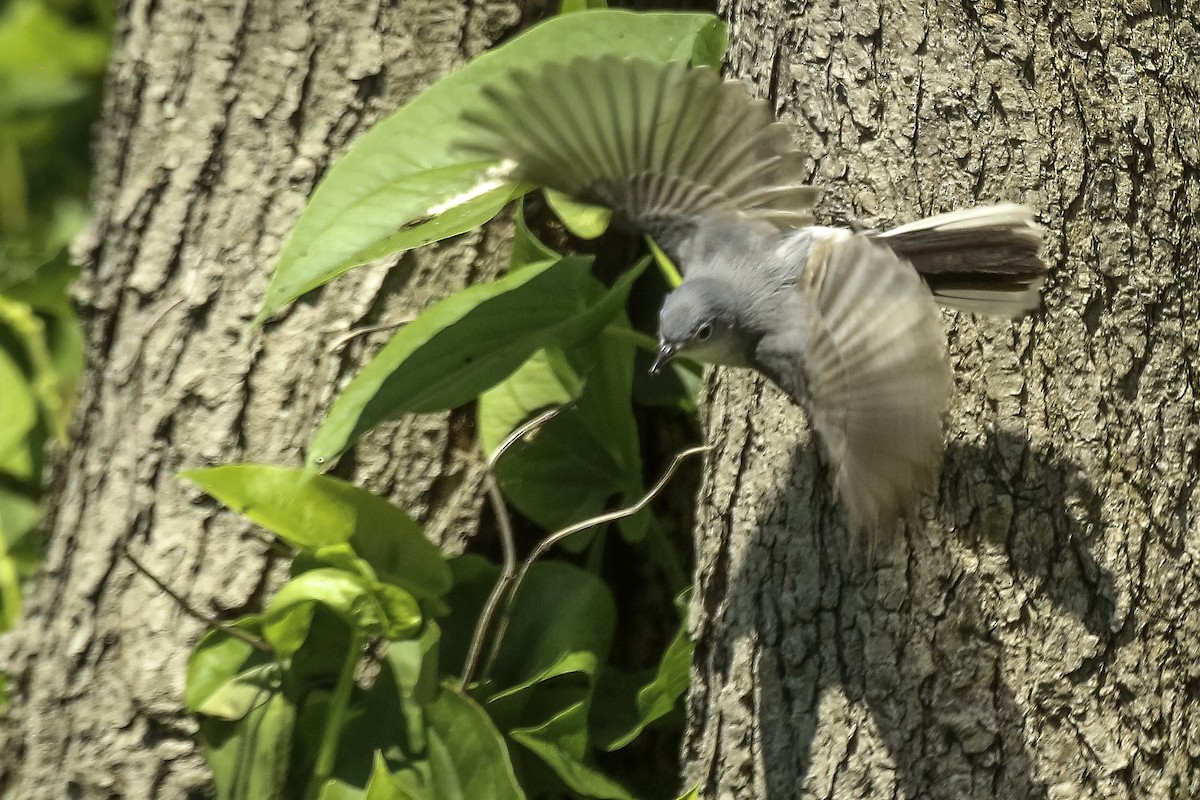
[696,323,713,341]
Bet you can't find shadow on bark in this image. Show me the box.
[732,427,1112,799]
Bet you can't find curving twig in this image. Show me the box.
[325,319,414,354]
[477,443,711,683]
[123,545,273,654]
[458,406,563,688]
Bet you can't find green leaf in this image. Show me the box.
[511,701,636,800]
[0,346,36,463]
[373,584,426,639]
[261,9,725,319]
[197,664,282,722]
[262,569,421,655]
[0,489,38,545]
[1,264,81,441]
[317,777,370,800]
[186,621,272,717]
[0,1,108,118]
[436,554,499,679]
[476,347,582,456]
[201,690,296,800]
[389,623,441,707]
[0,488,40,631]
[181,465,450,601]
[510,198,558,270]
[494,324,645,540]
[543,189,611,240]
[689,17,728,69]
[633,356,702,414]
[646,236,683,289]
[592,595,693,750]
[313,628,441,796]
[487,562,615,696]
[364,753,423,800]
[287,605,358,686]
[308,257,644,468]
[387,622,441,750]
[0,539,23,631]
[369,759,439,800]
[0,253,84,435]
[0,2,108,77]
[426,684,526,800]
[258,162,518,322]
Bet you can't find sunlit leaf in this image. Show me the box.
[262,569,421,655]
[0,487,38,545]
[197,664,282,722]
[689,17,728,69]
[0,0,108,118]
[363,753,424,800]
[261,10,725,319]
[387,622,441,750]
[201,690,295,800]
[308,257,644,469]
[257,162,518,322]
[0,289,76,441]
[494,322,645,540]
[477,347,582,456]
[181,465,450,600]
[0,346,36,462]
[0,253,83,435]
[543,189,611,240]
[186,620,271,716]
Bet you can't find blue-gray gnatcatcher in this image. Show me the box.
[459,56,1047,539]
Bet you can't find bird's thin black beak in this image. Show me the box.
[650,343,677,375]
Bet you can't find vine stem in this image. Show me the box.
[459,407,563,689]
[123,545,273,654]
[308,628,364,800]
[478,443,711,682]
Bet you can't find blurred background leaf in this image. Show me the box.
[0,0,110,635]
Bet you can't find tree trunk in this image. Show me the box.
[0,0,534,796]
[684,2,1199,798]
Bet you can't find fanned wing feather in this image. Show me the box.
[755,235,951,543]
[458,56,819,264]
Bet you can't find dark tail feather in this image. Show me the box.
[872,204,1048,317]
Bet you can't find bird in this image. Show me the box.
[457,55,1047,542]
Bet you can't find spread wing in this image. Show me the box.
[458,55,819,267]
[754,234,952,544]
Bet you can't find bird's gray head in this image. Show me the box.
[651,278,755,373]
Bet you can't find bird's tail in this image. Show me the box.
[872,203,1048,317]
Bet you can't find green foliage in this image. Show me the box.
[181,466,451,601]
[0,0,107,637]
[183,474,697,799]
[257,9,726,322]
[307,256,645,470]
[543,190,612,240]
[186,7,725,800]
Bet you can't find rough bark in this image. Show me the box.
[0,0,535,796]
[684,2,1200,799]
